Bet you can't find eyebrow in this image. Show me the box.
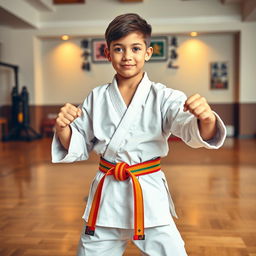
[112,43,144,47]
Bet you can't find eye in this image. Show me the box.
[133,47,141,52]
[113,47,123,53]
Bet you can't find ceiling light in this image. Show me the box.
[190,32,198,37]
[61,35,69,41]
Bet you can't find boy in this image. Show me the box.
[52,13,226,256]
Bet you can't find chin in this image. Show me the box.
[121,73,140,80]
[119,70,143,78]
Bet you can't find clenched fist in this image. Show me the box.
[183,94,216,124]
[55,103,82,150]
[56,103,82,129]
[184,94,217,140]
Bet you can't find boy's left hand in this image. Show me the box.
[183,93,216,124]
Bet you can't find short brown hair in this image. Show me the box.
[105,13,152,48]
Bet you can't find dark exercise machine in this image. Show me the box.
[0,62,42,141]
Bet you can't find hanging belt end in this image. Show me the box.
[85,226,95,236]
[133,234,145,240]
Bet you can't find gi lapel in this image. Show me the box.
[103,73,152,162]
[108,76,127,118]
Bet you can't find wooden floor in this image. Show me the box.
[0,137,255,256]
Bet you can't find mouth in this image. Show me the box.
[121,64,135,68]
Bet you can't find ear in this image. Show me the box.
[104,47,111,62]
[145,46,153,61]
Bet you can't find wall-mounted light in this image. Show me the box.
[190,32,198,37]
[61,35,70,41]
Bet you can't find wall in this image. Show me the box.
[239,23,256,137]
[240,23,256,103]
[41,39,114,105]
[0,30,237,105]
[39,34,234,105]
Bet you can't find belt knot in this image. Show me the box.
[112,162,129,181]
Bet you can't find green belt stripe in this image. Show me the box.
[130,164,160,173]
[99,163,110,170]
[99,163,160,173]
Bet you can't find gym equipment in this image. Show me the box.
[0,62,42,141]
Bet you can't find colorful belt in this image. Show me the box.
[85,157,161,240]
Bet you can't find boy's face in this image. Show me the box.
[105,32,153,80]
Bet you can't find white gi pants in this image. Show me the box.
[77,219,188,256]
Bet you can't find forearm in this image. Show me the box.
[55,125,72,150]
[198,115,217,141]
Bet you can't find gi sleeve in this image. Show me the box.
[162,89,226,149]
[51,95,94,163]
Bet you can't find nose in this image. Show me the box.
[122,49,132,61]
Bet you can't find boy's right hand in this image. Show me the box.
[55,103,82,130]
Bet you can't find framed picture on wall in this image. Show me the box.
[91,39,108,63]
[210,62,228,89]
[149,36,168,61]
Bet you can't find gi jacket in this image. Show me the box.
[52,73,226,228]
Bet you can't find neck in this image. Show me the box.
[116,72,144,89]
[115,72,145,107]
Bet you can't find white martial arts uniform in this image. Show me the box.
[52,72,226,256]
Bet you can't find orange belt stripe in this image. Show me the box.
[85,157,161,240]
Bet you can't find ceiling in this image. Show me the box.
[0,7,34,28]
[0,0,255,29]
